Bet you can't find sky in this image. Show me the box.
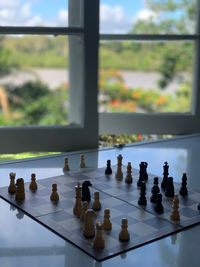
[0,0,158,33]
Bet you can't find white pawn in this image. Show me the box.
[8,172,16,194]
[125,162,133,184]
[115,154,123,180]
[63,157,70,171]
[92,192,101,211]
[80,154,86,168]
[103,209,112,231]
[84,209,96,238]
[29,173,38,191]
[119,218,130,241]
[81,201,88,222]
[170,194,180,222]
[50,184,59,202]
[93,221,105,249]
[15,178,25,201]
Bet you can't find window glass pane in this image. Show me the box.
[100,0,197,34]
[0,0,80,27]
[99,41,194,113]
[0,35,70,126]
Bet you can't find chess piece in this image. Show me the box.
[165,177,175,198]
[119,218,130,241]
[29,173,38,191]
[143,162,148,181]
[161,162,169,189]
[84,209,96,238]
[81,201,88,222]
[50,184,59,202]
[179,173,188,196]
[63,157,70,171]
[115,154,123,180]
[103,209,112,231]
[8,172,16,194]
[137,162,148,186]
[150,177,160,203]
[15,178,25,201]
[92,192,101,211]
[93,221,105,249]
[155,193,164,213]
[125,162,133,184]
[170,195,180,221]
[82,180,92,202]
[80,154,86,168]
[105,160,112,175]
[138,181,147,206]
[73,182,83,216]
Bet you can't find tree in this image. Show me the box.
[130,0,196,88]
[0,36,17,77]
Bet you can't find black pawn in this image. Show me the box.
[161,162,169,189]
[143,162,148,181]
[105,160,112,175]
[138,181,147,206]
[137,162,146,187]
[155,193,164,213]
[179,173,188,196]
[82,180,92,202]
[165,177,174,198]
[150,177,160,203]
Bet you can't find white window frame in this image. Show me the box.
[0,0,99,153]
[99,1,200,136]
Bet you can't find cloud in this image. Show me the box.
[0,0,21,8]
[134,9,157,22]
[0,2,43,26]
[100,4,133,33]
[57,9,68,25]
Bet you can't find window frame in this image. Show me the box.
[0,0,99,153]
[0,0,199,153]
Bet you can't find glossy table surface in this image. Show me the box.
[0,134,200,267]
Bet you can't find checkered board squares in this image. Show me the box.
[0,165,199,261]
[85,166,200,228]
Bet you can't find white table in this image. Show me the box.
[0,134,200,267]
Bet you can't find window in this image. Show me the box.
[99,0,200,136]
[0,0,200,153]
[0,0,99,153]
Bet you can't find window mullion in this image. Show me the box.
[0,26,83,35]
[100,34,197,41]
[192,0,200,116]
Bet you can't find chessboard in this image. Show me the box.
[0,164,200,261]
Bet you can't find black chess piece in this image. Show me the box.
[137,162,146,186]
[155,193,164,213]
[198,203,200,211]
[82,180,92,202]
[105,160,112,175]
[138,181,147,206]
[165,177,174,198]
[143,162,148,181]
[161,162,169,189]
[150,177,160,203]
[179,173,188,196]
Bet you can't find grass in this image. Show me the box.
[0,152,61,162]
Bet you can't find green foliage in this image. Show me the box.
[3,35,68,68]
[98,69,185,113]
[6,81,68,126]
[0,36,18,77]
